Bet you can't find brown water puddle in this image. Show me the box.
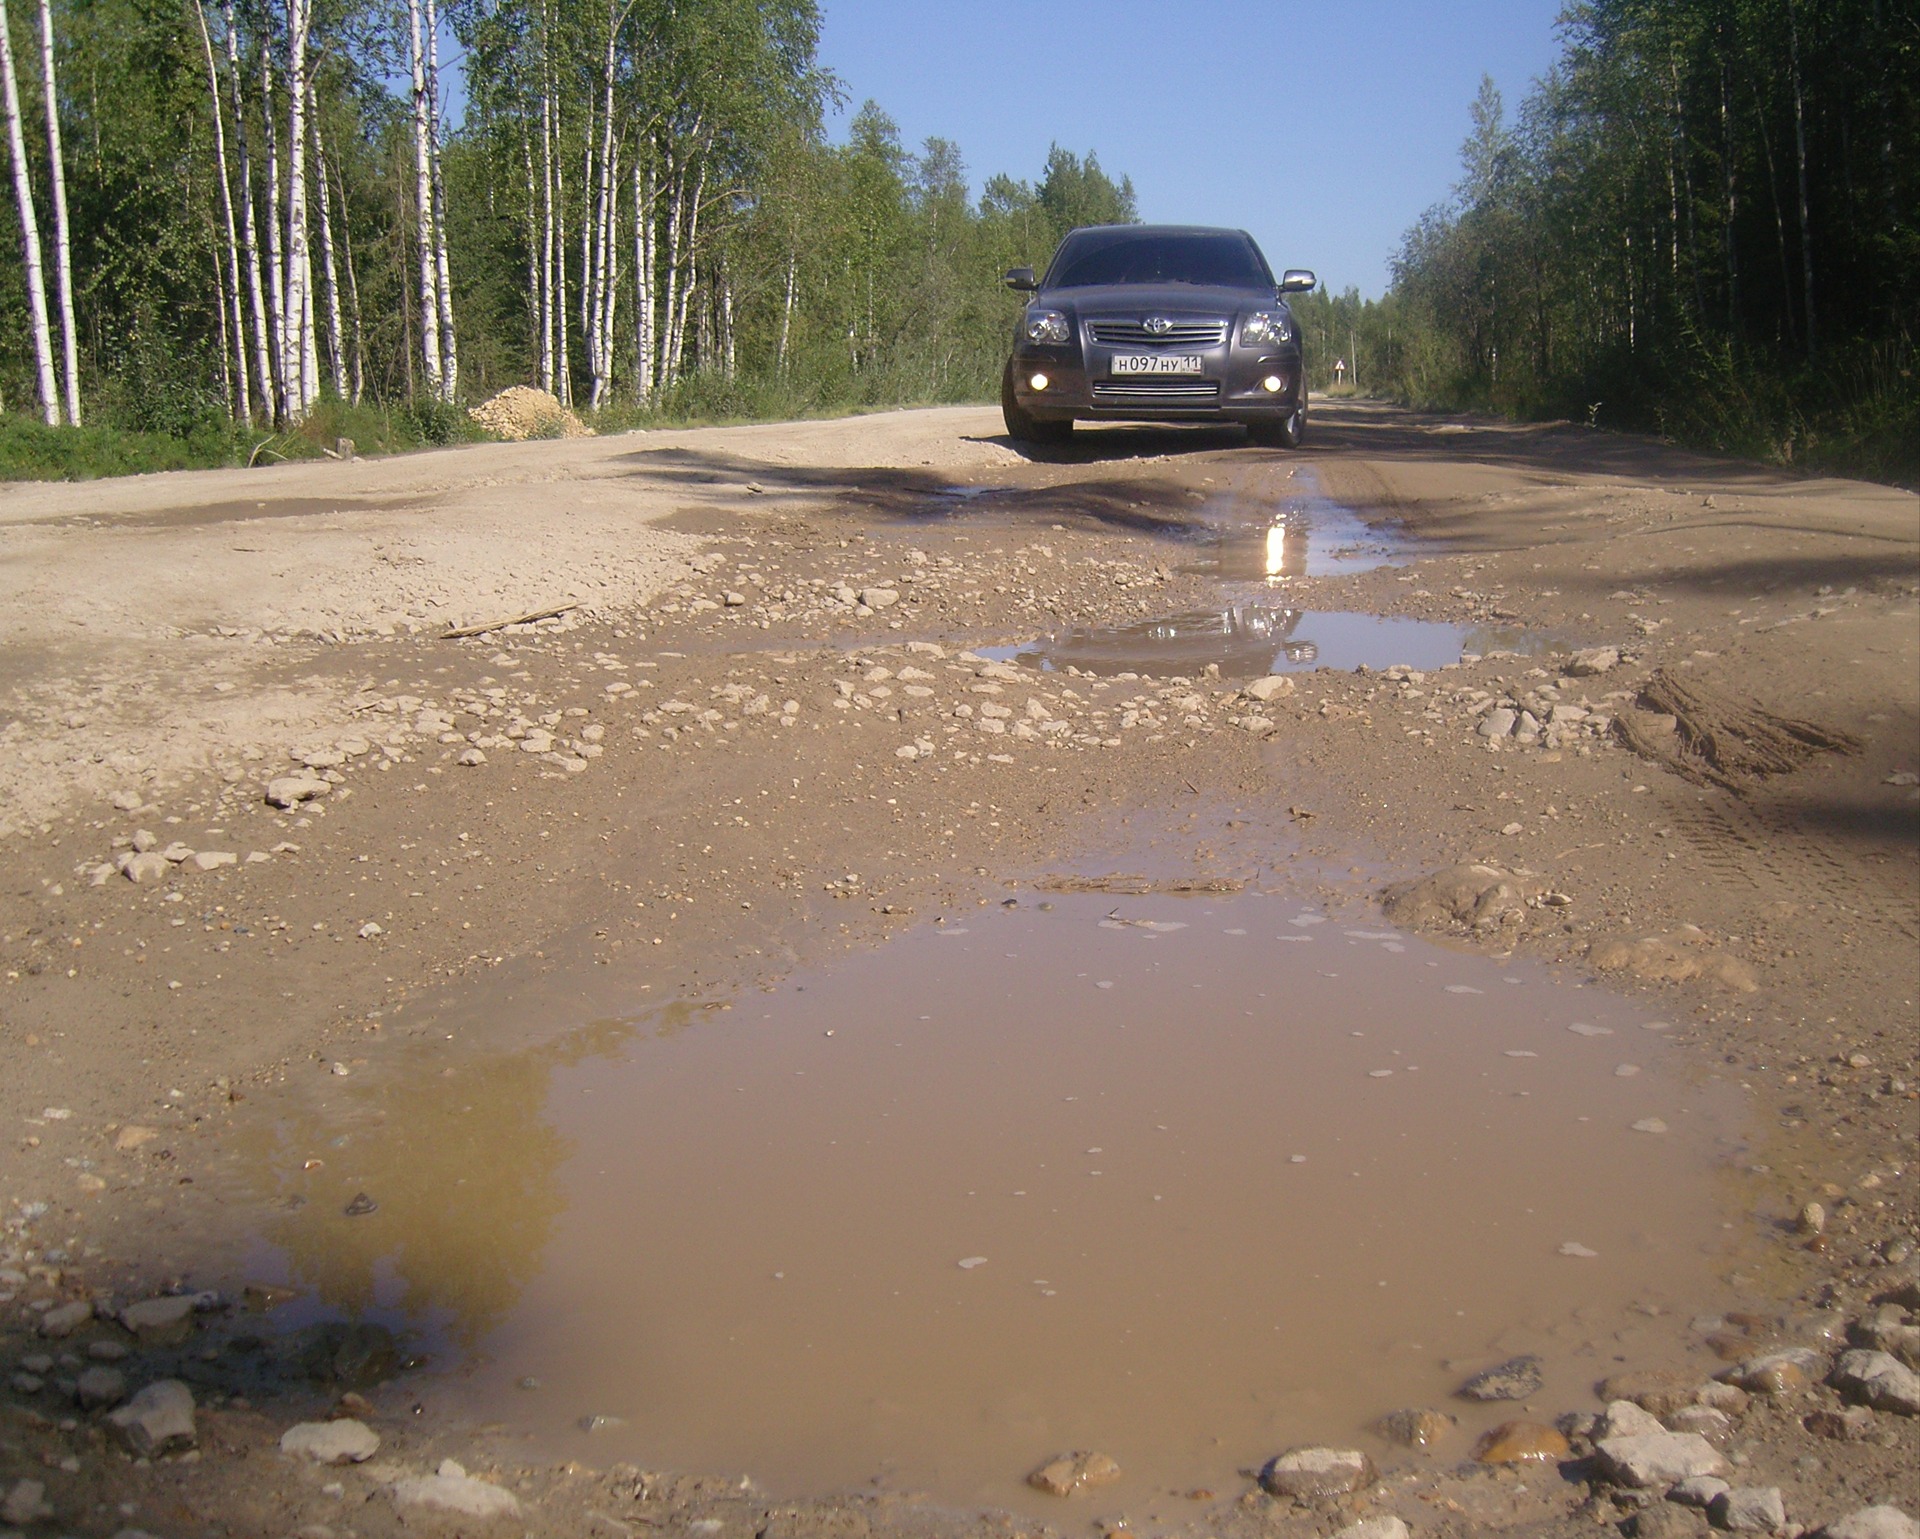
[224,872,1751,1517]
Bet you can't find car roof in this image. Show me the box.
[1066,224,1254,239]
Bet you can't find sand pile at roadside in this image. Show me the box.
[468,384,592,441]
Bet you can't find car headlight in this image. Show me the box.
[1024,308,1070,345]
[1241,311,1294,347]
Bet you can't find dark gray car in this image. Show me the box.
[1001,224,1314,447]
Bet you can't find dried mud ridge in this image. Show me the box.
[0,405,1915,1537]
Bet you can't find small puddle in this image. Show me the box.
[985,606,1547,679]
[983,472,1555,678]
[229,870,1745,1516]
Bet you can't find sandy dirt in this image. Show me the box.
[0,401,1915,1538]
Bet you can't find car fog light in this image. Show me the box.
[1261,374,1283,393]
[1029,372,1050,391]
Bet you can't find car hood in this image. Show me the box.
[1038,282,1273,315]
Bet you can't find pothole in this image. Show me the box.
[225,857,1747,1515]
[983,605,1551,678]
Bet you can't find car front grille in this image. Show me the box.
[1087,318,1229,347]
[1091,380,1222,401]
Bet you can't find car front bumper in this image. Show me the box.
[1008,342,1305,423]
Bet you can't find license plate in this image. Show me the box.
[1111,354,1203,376]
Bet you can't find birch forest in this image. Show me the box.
[0,0,1135,458]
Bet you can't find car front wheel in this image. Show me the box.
[1247,406,1304,450]
[1002,363,1072,444]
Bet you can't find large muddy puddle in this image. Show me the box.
[228,870,1746,1516]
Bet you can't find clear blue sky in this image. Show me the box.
[816,0,1569,299]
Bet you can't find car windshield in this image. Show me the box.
[1045,230,1273,289]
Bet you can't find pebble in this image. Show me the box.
[1806,1405,1877,1441]
[280,1419,381,1464]
[1829,1349,1920,1415]
[1666,1404,1734,1443]
[1633,1118,1670,1134]
[1258,1446,1375,1500]
[1631,1507,1709,1538]
[458,748,486,766]
[1242,675,1295,702]
[1472,1420,1569,1464]
[390,1459,522,1520]
[118,851,171,884]
[1671,1475,1733,1508]
[105,1379,197,1457]
[1599,1369,1696,1417]
[1457,1353,1544,1401]
[1597,1400,1669,1439]
[1567,646,1621,675]
[1026,1451,1122,1496]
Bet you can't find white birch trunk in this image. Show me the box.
[403,0,443,399]
[0,0,58,424]
[425,0,455,398]
[308,78,345,399]
[658,149,682,388]
[35,0,76,423]
[668,161,705,382]
[777,250,795,372]
[260,50,289,414]
[720,272,734,380]
[522,121,541,385]
[194,0,249,422]
[538,51,555,391]
[553,97,571,406]
[332,159,364,403]
[633,155,653,401]
[282,0,315,415]
[225,0,273,423]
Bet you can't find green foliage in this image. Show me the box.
[1377,0,1918,482]
[0,411,249,480]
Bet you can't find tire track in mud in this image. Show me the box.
[1665,786,1916,940]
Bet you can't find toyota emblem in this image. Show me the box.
[1143,316,1173,335]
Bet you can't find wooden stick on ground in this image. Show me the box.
[442,602,577,639]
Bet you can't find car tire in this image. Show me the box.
[1248,406,1305,449]
[1002,363,1073,444]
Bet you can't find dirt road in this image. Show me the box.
[0,402,1915,1537]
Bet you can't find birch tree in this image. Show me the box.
[0,0,58,424]
[34,0,75,423]
[194,0,250,422]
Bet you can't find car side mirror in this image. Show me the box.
[1003,267,1037,292]
[1278,269,1317,294]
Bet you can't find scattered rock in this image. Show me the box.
[266,775,330,809]
[1330,1520,1409,1539]
[190,850,237,871]
[1807,1405,1878,1441]
[1026,1451,1122,1496]
[1671,1476,1733,1508]
[281,1418,381,1464]
[120,1295,198,1344]
[1829,1349,1920,1415]
[859,588,899,610]
[74,1365,128,1409]
[105,1379,197,1457]
[1630,1506,1710,1538]
[2,1478,53,1526]
[391,1459,522,1520]
[118,851,171,884]
[1599,1368,1696,1417]
[1724,1347,1828,1395]
[1666,1404,1734,1443]
[1258,1447,1375,1501]
[1242,675,1295,702]
[1816,1508,1920,1539]
[297,1321,399,1387]
[1472,1420,1569,1464]
[38,1299,92,1337]
[1566,645,1621,675]
[1456,1353,1545,1402]
[1711,1487,1788,1533]
[1594,1430,1730,1488]
[1597,1400,1669,1440]
[1372,1407,1455,1448]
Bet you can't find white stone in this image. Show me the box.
[190,851,237,871]
[1594,1430,1729,1488]
[1330,1521,1409,1539]
[106,1379,197,1457]
[1244,674,1296,702]
[280,1419,381,1464]
[390,1459,521,1520]
[1479,707,1517,738]
[1596,1400,1666,1440]
[1713,1487,1788,1533]
[266,775,330,808]
[1830,1350,1920,1415]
